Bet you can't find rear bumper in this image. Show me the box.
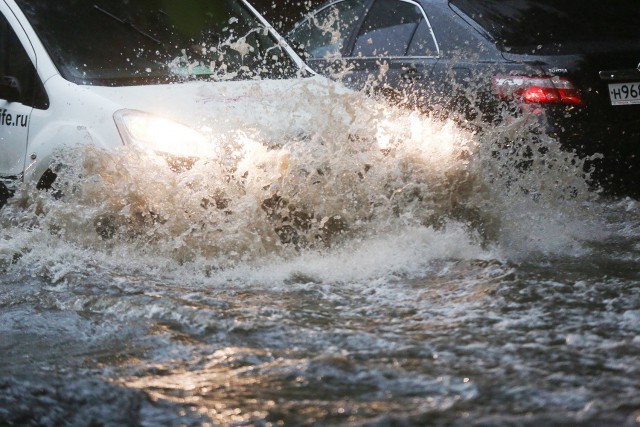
[547,112,640,196]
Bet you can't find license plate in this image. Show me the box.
[608,82,640,106]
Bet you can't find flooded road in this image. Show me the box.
[1,93,639,426]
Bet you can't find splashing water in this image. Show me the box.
[3,74,635,427]
[1,82,601,277]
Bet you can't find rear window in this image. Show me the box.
[450,0,640,54]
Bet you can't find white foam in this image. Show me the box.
[0,83,605,282]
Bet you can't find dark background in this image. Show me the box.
[250,0,325,31]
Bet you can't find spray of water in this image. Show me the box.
[0,12,606,283]
[0,79,603,284]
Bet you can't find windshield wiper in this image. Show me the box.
[93,5,161,45]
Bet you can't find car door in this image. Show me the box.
[0,3,49,182]
[0,9,29,180]
[345,0,440,108]
[0,7,47,182]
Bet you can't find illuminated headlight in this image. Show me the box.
[113,109,213,158]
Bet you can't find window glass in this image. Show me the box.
[352,0,423,57]
[450,0,640,54]
[288,0,369,60]
[15,0,301,85]
[406,19,438,56]
[0,13,48,108]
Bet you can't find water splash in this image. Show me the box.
[1,82,603,283]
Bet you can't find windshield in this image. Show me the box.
[450,0,640,54]
[16,0,302,85]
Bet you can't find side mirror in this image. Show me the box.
[0,76,22,103]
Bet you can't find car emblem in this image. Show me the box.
[637,62,640,71]
[548,68,568,75]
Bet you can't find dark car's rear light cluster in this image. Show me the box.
[492,75,584,106]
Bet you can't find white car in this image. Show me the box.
[0,0,324,207]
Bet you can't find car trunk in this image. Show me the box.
[504,48,640,192]
[500,46,640,193]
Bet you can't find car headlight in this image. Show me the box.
[113,109,213,158]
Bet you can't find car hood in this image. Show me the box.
[84,75,349,143]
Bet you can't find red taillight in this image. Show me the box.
[492,75,584,106]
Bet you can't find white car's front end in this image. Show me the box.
[0,0,318,195]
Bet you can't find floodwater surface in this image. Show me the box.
[1,86,639,426]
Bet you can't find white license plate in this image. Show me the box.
[609,82,640,106]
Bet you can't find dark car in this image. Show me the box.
[286,0,640,196]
